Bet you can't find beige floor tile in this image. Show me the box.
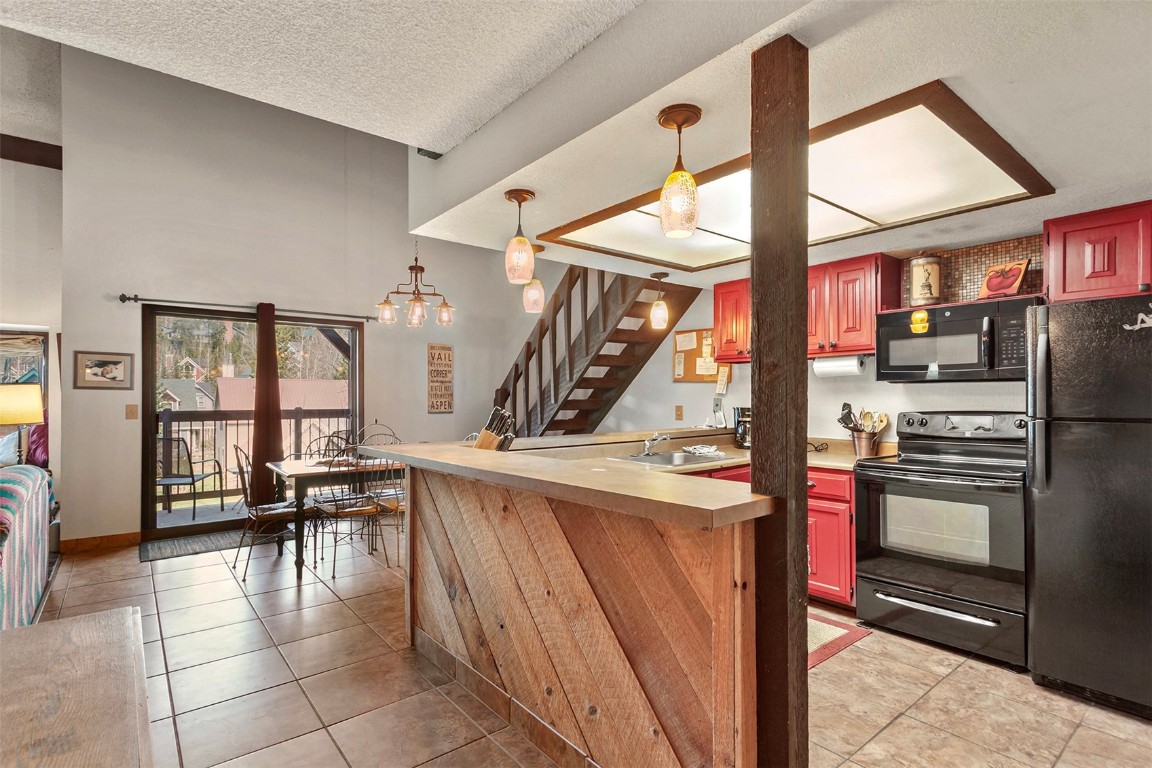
[321,568,406,600]
[262,601,364,645]
[315,551,389,580]
[61,575,154,608]
[345,588,405,624]
[488,727,561,768]
[369,617,411,651]
[278,623,394,678]
[42,590,64,611]
[908,675,1079,767]
[854,715,1029,767]
[159,596,257,637]
[1056,724,1152,767]
[175,682,322,768]
[237,564,320,594]
[214,729,349,767]
[169,646,295,714]
[1080,705,1152,750]
[163,618,274,671]
[420,737,520,767]
[150,550,226,574]
[155,578,247,612]
[852,629,967,677]
[148,674,173,722]
[67,560,153,587]
[396,646,453,686]
[808,690,898,757]
[246,581,340,617]
[48,569,70,591]
[36,609,59,622]
[809,741,845,768]
[234,550,298,576]
[152,562,236,591]
[439,681,508,734]
[329,688,485,768]
[300,652,432,725]
[141,612,161,643]
[950,659,1089,722]
[70,547,141,570]
[144,640,167,677]
[57,591,157,619]
[150,718,181,768]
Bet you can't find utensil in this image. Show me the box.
[861,411,874,433]
[838,403,859,431]
[875,413,889,433]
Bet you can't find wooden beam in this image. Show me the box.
[0,134,62,170]
[750,34,809,767]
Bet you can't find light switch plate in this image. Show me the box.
[125,404,139,420]
[674,405,684,421]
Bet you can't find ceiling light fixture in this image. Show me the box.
[657,103,702,239]
[522,245,546,313]
[649,272,670,330]
[504,189,536,284]
[376,238,454,328]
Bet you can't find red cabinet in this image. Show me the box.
[714,279,751,363]
[1044,200,1152,303]
[808,254,900,358]
[807,468,855,606]
[711,465,751,483]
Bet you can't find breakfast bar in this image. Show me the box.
[367,441,777,768]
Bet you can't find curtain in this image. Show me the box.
[250,303,283,505]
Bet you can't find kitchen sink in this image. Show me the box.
[611,452,718,467]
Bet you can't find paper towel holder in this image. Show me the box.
[812,355,867,378]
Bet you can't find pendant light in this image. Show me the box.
[503,189,536,284]
[657,104,702,239]
[376,238,455,328]
[649,272,670,330]
[522,245,546,313]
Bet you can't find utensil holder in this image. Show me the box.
[852,432,881,458]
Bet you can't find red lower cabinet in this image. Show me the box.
[807,468,855,606]
[710,465,752,483]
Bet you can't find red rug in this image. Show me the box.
[807,612,871,669]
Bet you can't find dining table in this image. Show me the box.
[265,455,402,581]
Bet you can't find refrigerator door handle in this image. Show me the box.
[1029,419,1048,494]
[1029,312,1049,420]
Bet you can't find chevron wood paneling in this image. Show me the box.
[408,468,759,768]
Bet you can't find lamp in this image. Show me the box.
[657,104,702,239]
[0,384,45,464]
[649,272,670,330]
[522,245,546,313]
[376,238,455,328]
[503,189,536,284]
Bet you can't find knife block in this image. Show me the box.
[472,429,503,450]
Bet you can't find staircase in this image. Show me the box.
[495,266,701,436]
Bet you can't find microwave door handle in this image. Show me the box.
[981,316,993,369]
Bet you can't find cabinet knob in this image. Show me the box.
[829,341,837,349]
[1139,283,1151,292]
[807,481,816,488]
[817,342,825,350]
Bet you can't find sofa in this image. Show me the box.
[0,465,51,629]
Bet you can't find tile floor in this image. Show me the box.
[38,540,1152,768]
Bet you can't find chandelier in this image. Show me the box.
[376,239,454,327]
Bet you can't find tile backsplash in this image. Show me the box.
[901,235,1044,307]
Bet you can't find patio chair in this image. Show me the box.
[156,436,224,522]
[231,445,319,580]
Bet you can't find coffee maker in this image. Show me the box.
[733,407,751,448]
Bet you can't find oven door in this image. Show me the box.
[876,311,994,382]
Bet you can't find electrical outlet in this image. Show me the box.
[125,404,139,420]
[675,405,684,421]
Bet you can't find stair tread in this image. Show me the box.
[563,398,605,410]
[608,328,657,343]
[577,376,622,389]
[592,353,638,367]
[623,302,655,318]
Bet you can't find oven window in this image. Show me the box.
[888,333,980,366]
[881,494,990,565]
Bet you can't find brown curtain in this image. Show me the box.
[250,302,283,505]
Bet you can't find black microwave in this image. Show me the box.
[875,297,1041,382]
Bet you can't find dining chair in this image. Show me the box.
[313,445,400,576]
[355,425,405,563]
[156,436,224,521]
[231,445,319,580]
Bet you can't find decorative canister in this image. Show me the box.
[909,253,943,307]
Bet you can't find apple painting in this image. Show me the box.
[979,259,1030,299]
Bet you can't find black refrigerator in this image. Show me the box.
[1026,295,1152,715]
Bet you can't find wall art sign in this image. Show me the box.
[73,350,134,390]
[978,258,1030,299]
[427,344,453,413]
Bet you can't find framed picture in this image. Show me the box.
[978,259,1030,299]
[73,351,134,390]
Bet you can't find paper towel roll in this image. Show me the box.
[812,355,865,378]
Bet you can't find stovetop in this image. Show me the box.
[855,411,1027,481]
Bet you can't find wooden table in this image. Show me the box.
[0,607,153,766]
[266,457,402,581]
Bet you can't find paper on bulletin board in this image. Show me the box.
[674,353,685,379]
[695,357,718,376]
[701,330,713,360]
[675,333,697,351]
[716,364,730,394]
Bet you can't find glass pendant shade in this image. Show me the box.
[435,299,455,326]
[522,278,545,313]
[650,299,670,330]
[505,229,535,285]
[406,296,429,327]
[659,156,699,238]
[376,298,398,324]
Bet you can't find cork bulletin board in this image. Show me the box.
[672,328,731,385]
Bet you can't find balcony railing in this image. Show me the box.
[156,407,352,504]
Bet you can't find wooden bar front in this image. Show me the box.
[407,466,763,768]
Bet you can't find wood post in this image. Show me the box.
[750,34,809,767]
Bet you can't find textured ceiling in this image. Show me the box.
[0,0,642,152]
[0,25,60,144]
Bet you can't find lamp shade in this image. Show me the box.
[376,298,398,324]
[505,232,535,284]
[435,299,455,326]
[522,278,545,313]
[0,384,44,426]
[406,296,429,327]
[659,160,699,238]
[649,299,670,330]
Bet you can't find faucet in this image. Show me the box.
[642,432,671,456]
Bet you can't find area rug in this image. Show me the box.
[808,611,871,669]
[139,530,247,562]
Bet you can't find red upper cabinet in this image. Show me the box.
[808,253,900,359]
[1045,200,1152,303]
[714,278,751,363]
